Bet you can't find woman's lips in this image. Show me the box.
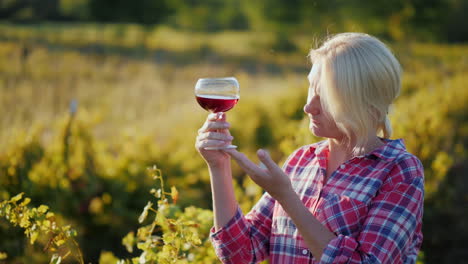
[311,118,320,125]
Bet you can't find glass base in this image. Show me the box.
[204,145,237,150]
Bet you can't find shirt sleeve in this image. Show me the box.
[209,146,308,264]
[210,192,275,264]
[320,154,425,264]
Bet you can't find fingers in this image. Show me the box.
[208,112,226,122]
[216,112,226,122]
[198,122,230,133]
[196,113,235,151]
[257,149,283,175]
[198,131,233,142]
[198,113,230,134]
[215,113,232,136]
[223,149,266,178]
[196,139,229,150]
[196,131,232,150]
[224,149,283,178]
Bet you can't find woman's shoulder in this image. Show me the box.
[384,139,422,164]
[377,138,422,163]
[380,138,424,185]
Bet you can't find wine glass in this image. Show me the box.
[195,77,240,150]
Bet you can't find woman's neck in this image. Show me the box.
[328,136,384,161]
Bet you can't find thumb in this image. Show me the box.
[217,112,227,121]
[217,112,231,136]
[257,149,282,173]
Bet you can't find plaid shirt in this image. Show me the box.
[210,138,424,264]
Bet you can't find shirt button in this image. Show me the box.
[302,249,309,255]
[340,164,346,169]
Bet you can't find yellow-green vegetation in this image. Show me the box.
[1,24,467,263]
[0,193,83,264]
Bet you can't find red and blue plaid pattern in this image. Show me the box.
[210,138,424,264]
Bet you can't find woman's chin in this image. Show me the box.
[309,125,323,137]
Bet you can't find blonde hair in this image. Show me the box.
[309,33,401,154]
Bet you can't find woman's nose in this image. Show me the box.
[303,103,310,114]
[304,97,320,116]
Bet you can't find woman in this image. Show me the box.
[195,33,424,264]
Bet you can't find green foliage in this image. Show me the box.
[0,110,159,261]
[112,166,217,264]
[2,0,468,41]
[0,166,218,264]
[170,0,250,32]
[0,193,83,263]
[88,0,175,25]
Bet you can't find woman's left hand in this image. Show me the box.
[223,148,294,201]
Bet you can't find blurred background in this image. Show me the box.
[0,0,467,263]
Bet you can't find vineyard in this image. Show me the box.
[1,23,468,263]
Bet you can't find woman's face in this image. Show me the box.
[303,63,344,140]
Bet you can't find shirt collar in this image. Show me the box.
[369,138,407,161]
[308,138,407,162]
[307,140,328,157]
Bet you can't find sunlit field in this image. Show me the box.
[1,23,467,263]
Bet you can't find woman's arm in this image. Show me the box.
[225,148,336,259]
[196,113,274,263]
[210,192,275,264]
[207,160,238,230]
[276,190,337,260]
[225,149,424,263]
[195,112,238,230]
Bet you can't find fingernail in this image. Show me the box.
[258,149,265,157]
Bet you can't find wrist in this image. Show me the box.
[273,185,296,205]
[207,159,231,171]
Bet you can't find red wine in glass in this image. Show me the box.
[196,94,239,113]
[195,77,240,150]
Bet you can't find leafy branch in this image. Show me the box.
[0,193,84,264]
[117,165,214,264]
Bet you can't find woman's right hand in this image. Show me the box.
[195,112,233,167]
